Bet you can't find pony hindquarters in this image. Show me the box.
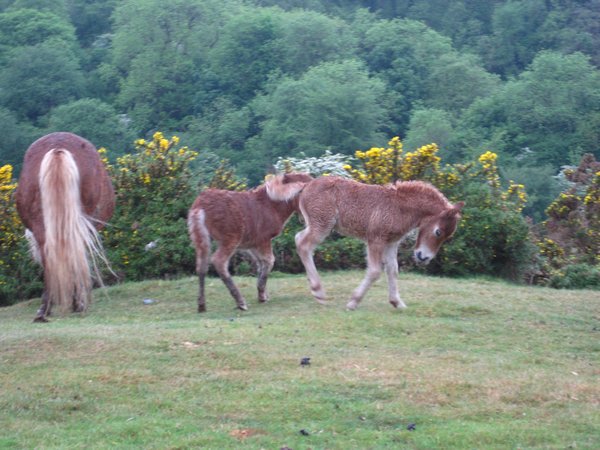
[38,148,106,315]
[187,207,213,312]
[188,193,250,312]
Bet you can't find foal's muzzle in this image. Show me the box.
[414,250,431,265]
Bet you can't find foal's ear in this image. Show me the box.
[445,201,465,218]
[453,201,465,212]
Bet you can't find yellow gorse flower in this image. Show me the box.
[346,137,440,185]
[110,132,200,196]
[503,181,528,211]
[0,165,17,201]
[477,151,500,188]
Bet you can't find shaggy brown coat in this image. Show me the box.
[188,173,313,311]
[268,176,464,310]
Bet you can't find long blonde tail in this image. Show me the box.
[39,149,106,313]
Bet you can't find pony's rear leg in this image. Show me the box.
[383,242,406,309]
[251,244,275,303]
[347,242,384,310]
[73,290,89,313]
[212,245,248,311]
[33,291,51,323]
[195,248,210,313]
[295,226,328,303]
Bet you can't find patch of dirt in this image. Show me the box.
[229,428,265,439]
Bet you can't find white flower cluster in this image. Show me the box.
[274,150,352,177]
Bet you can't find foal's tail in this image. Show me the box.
[39,148,107,313]
[187,208,211,275]
[265,173,312,202]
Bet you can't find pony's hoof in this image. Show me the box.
[237,303,248,311]
[258,296,269,303]
[33,315,49,323]
[346,300,358,311]
[198,304,207,313]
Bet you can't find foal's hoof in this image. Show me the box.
[346,300,359,311]
[237,303,248,311]
[390,299,407,309]
[198,304,207,313]
[33,315,49,323]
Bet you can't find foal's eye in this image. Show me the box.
[434,228,442,237]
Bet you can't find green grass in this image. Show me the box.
[1,271,599,449]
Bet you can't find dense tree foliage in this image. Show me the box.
[1,1,598,180]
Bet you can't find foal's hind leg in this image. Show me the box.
[73,289,89,313]
[195,244,210,313]
[212,243,248,311]
[251,243,275,303]
[295,225,330,303]
[347,241,385,310]
[383,242,406,309]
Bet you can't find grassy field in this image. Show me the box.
[1,271,599,449]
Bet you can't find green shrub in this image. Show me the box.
[548,264,600,290]
[429,190,537,281]
[101,133,198,281]
[0,165,43,306]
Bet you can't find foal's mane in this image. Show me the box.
[390,180,452,208]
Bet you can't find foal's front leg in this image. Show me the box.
[347,242,385,310]
[383,242,406,309]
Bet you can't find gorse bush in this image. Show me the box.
[542,154,600,266]
[548,263,600,290]
[536,154,600,288]
[100,132,199,281]
[0,165,42,306]
[431,182,535,280]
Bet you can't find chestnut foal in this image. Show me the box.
[187,173,313,312]
[268,176,463,310]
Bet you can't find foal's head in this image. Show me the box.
[414,201,464,265]
[265,172,313,202]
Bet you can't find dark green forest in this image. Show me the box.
[1,0,600,220]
